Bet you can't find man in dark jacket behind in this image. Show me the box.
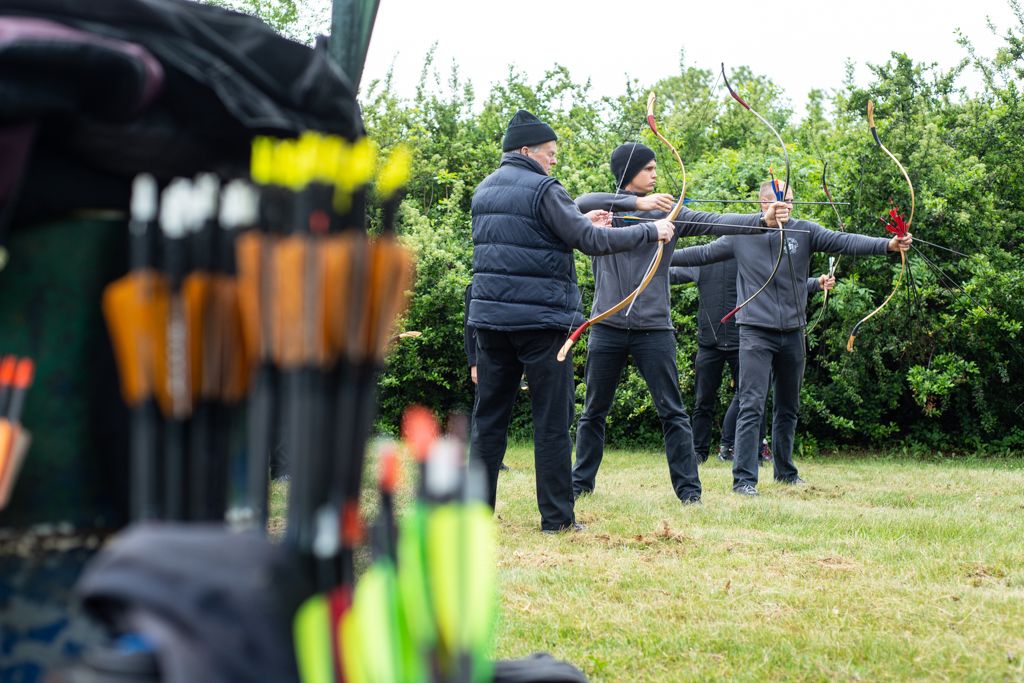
[671,181,911,496]
[468,111,674,533]
[569,143,791,505]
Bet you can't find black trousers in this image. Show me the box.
[471,329,575,531]
[733,326,804,489]
[692,345,767,460]
[572,326,700,501]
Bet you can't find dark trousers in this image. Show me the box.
[692,345,767,460]
[692,345,739,459]
[733,326,804,489]
[471,329,575,531]
[572,326,700,501]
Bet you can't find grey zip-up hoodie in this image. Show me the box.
[670,265,823,348]
[670,219,892,330]
[574,191,767,330]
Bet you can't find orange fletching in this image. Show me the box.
[322,233,356,358]
[235,231,265,364]
[183,273,212,400]
[272,235,307,368]
[102,271,166,406]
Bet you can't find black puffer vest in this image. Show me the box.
[469,154,583,331]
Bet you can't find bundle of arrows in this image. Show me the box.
[0,355,35,510]
[103,132,417,536]
[295,406,498,683]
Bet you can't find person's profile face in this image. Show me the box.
[627,160,658,194]
[522,141,557,175]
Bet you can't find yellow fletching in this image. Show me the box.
[315,135,344,184]
[376,145,412,199]
[333,137,377,214]
[275,139,304,192]
[337,137,377,191]
[250,137,275,185]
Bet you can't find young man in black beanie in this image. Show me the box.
[468,111,676,533]
[570,142,792,505]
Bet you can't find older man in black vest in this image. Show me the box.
[468,110,673,533]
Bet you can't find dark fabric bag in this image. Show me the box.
[74,523,311,683]
[494,652,590,682]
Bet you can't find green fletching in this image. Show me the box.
[426,504,460,657]
[464,502,497,683]
[398,505,437,644]
[293,595,333,683]
[463,502,497,645]
[353,563,400,683]
[339,607,368,683]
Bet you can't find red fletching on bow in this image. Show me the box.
[881,201,909,238]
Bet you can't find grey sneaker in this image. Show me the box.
[777,476,805,485]
[681,496,702,506]
[718,445,734,461]
[733,484,759,496]
[542,522,586,535]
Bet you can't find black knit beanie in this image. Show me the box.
[610,142,656,190]
[502,109,558,152]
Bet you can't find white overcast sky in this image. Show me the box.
[352,0,1019,116]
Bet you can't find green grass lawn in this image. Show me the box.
[489,448,1024,682]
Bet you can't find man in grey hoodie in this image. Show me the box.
[569,143,791,505]
[671,181,912,496]
[669,264,835,465]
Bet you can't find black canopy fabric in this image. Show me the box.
[0,0,362,229]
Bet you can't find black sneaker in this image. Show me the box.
[499,463,510,471]
[717,445,734,461]
[573,488,592,500]
[681,496,702,506]
[541,522,586,535]
[777,476,805,485]
[733,484,759,496]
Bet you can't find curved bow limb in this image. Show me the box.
[556,92,686,362]
[718,63,791,324]
[846,99,915,352]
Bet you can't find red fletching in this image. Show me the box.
[881,202,909,237]
[0,356,15,386]
[341,500,364,546]
[13,359,33,390]
[401,405,439,463]
[309,210,330,235]
[378,443,400,494]
[646,114,659,135]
